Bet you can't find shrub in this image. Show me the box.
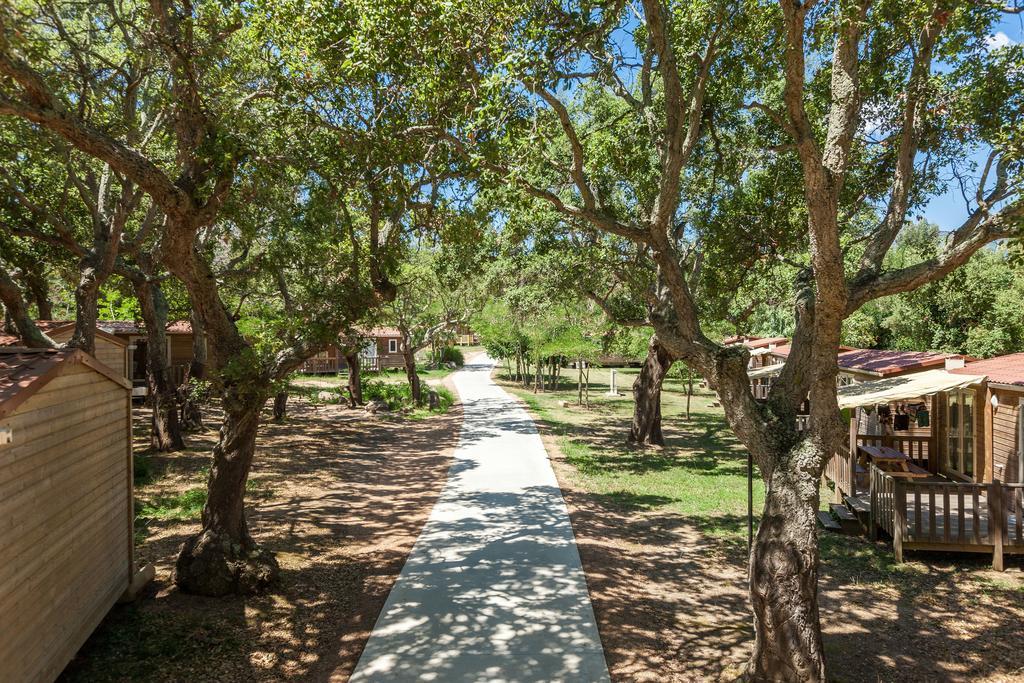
[431,386,455,412]
[440,346,464,367]
[362,379,455,413]
[362,379,414,410]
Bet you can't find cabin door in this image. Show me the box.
[131,339,148,385]
[946,389,975,480]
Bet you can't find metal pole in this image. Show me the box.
[747,449,754,553]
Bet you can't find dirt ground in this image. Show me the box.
[539,426,1024,682]
[61,384,461,682]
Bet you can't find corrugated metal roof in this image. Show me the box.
[953,352,1024,387]
[770,344,957,377]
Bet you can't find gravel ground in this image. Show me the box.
[530,406,1024,682]
[60,382,461,682]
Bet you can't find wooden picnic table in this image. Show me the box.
[857,444,930,478]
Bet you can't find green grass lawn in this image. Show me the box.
[504,367,765,544]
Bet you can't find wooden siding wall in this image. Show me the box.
[376,337,405,368]
[50,330,127,378]
[0,364,131,682]
[170,334,194,367]
[991,388,1021,483]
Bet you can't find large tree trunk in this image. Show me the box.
[272,391,288,421]
[180,310,207,431]
[0,266,56,348]
[345,351,362,407]
[173,389,278,595]
[134,278,185,452]
[747,441,827,682]
[402,337,422,404]
[24,269,54,320]
[629,337,673,446]
[67,263,101,353]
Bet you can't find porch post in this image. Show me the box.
[990,479,1005,571]
[848,415,858,498]
[894,481,906,563]
[869,465,877,541]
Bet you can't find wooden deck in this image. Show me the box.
[864,465,1024,569]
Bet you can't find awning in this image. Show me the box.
[749,347,774,357]
[836,369,987,410]
[748,364,784,380]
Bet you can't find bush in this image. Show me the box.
[362,379,414,410]
[432,386,455,411]
[440,346,464,367]
[362,379,455,413]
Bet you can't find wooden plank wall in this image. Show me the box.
[170,334,193,367]
[49,331,128,378]
[992,388,1021,483]
[0,364,131,682]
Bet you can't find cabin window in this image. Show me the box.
[947,389,975,479]
[388,339,398,354]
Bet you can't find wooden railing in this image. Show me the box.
[869,464,896,540]
[869,466,1024,569]
[826,444,858,499]
[299,357,342,374]
[856,434,932,471]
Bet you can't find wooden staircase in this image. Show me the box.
[817,494,870,535]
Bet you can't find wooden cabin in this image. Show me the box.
[98,320,196,393]
[299,327,407,374]
[824,357,1024,569]
[951,352,1024,485]
[0,321,128,378]
[0,348,134,681]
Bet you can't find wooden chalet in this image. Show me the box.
[299,327,406,374]
[0,348,135,681]
[98,320,196,394]
[822,353,1024,569]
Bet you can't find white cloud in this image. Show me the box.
[985,31,1015,51]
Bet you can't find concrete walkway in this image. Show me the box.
[349,356,609,683]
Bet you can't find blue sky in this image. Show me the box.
[922,13,1024,230]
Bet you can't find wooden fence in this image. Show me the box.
[868,464,1024,569]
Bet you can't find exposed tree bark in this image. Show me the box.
[746,442,826,682]
[133,276,185,452]
[173,388,278,595]
[344,351,362,407]
[399,333,423,404]
[22,267,53,319]
[0,265,57,348]
[629,336,674,446]
[272,391,288,421]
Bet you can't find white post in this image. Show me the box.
[606,369,619,396]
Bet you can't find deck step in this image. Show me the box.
[830,503,862,534]
[817,510,842,533]
[844,495,870,517]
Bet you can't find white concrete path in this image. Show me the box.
[350,356,609,683]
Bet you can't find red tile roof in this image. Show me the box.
[769,345,957,377]
[0,348,129,418]
[952,352,1024,387]
[723,335,789,349]
[837,349,959,377]
[98,320,193,335]
[360,326,402,338]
